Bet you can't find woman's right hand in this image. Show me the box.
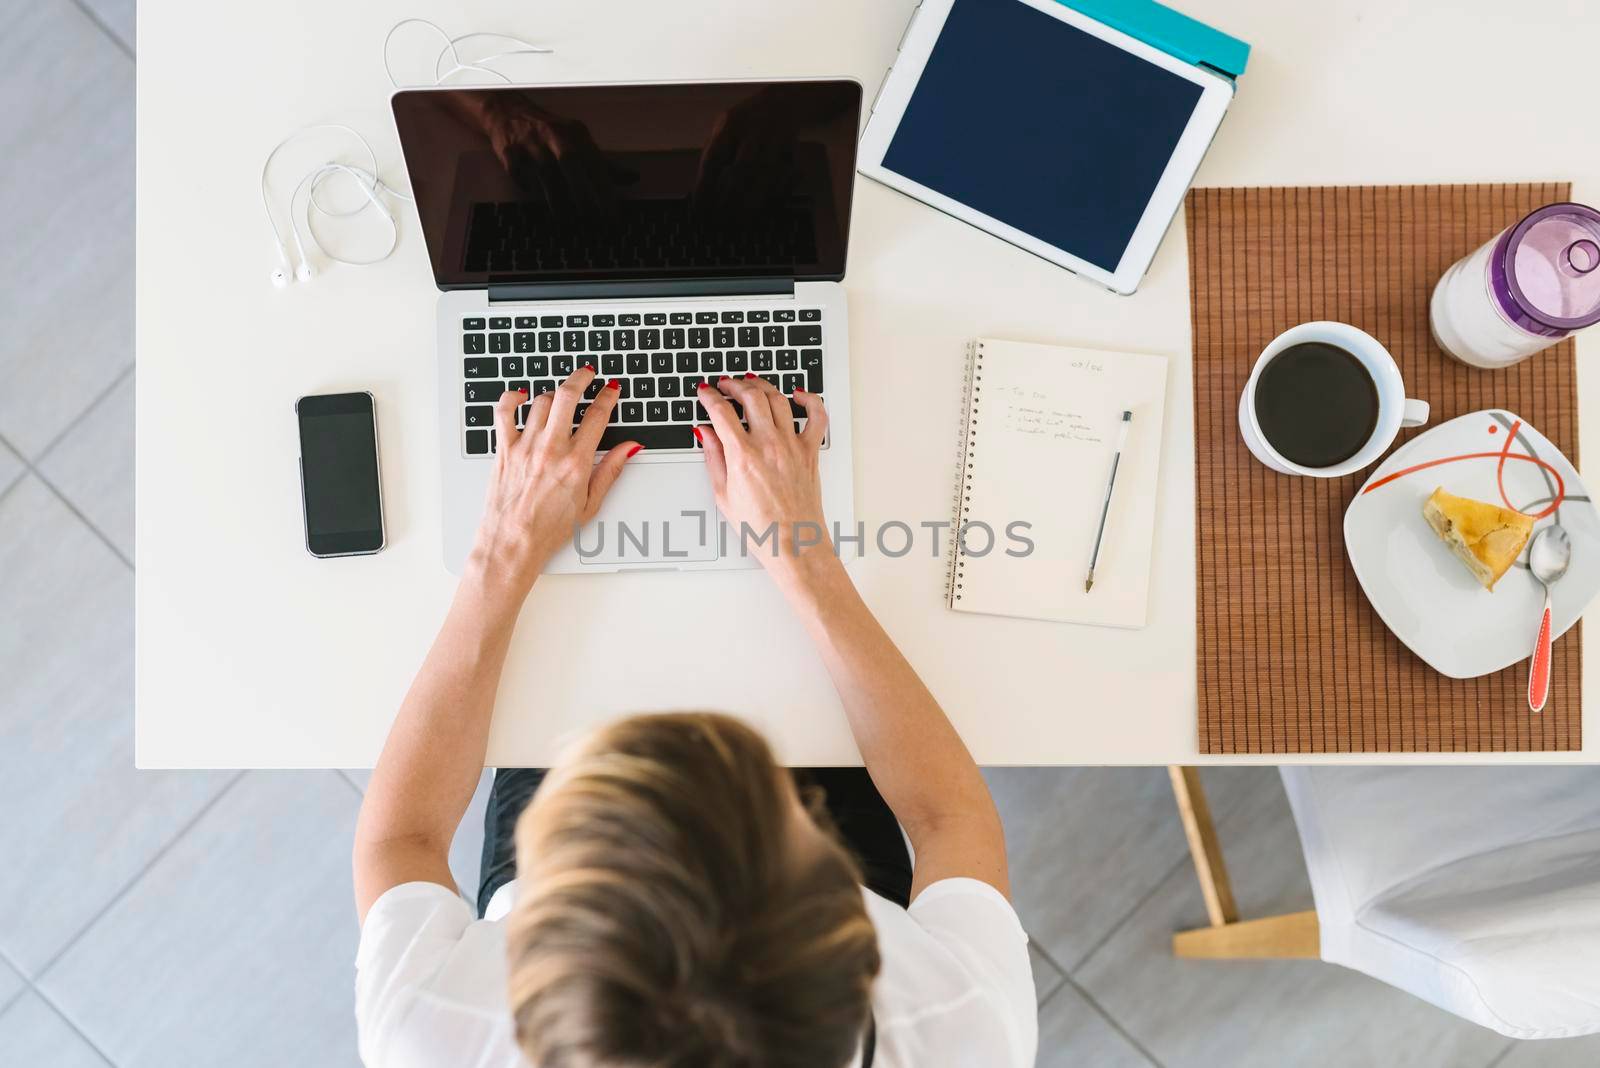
[469,368,638,597]
[693,374,834,579]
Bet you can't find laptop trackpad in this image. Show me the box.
[578,462,719,566]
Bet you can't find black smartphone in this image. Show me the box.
[295,392,386,558]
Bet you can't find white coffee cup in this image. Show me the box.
[1238,321,1430,477]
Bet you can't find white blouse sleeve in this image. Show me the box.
[354,882,476,1066]
[905,878,1039,1065]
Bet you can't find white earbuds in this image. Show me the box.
[263,19,552,289]
[261,124,405,288]
[270,241,294,287]
[289,205,314,279]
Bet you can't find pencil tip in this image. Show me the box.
[1084,577,1094,593]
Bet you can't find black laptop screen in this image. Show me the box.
[392,81,862,289]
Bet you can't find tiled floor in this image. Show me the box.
[4,2,1599,1065]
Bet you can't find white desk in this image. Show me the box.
[135,0,1600,767]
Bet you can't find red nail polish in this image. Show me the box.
[626,443,643,457]
[691,426,704,442]
[697,382,709,391]
[518,388,530,396]
[744,372,756,379]
[606,379,621,390]
[794,388,807,397]
[719,375,730,382]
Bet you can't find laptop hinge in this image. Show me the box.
[488,277,795,303]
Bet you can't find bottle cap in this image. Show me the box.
[1491,202,1600,336]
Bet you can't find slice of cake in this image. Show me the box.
[1422,487,1534,590]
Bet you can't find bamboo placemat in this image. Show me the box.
[1188,183,1581,753]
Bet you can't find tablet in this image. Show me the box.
[859,0,1235,294]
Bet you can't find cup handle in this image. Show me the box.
[1401,398,1430,428]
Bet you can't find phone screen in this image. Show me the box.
[297,393,384,557]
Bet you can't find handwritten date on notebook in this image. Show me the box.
[945,338,1168,629]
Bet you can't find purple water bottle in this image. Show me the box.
[1431,202,1600,368]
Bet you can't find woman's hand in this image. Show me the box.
[695,374,834,581]
[469,367,640,597]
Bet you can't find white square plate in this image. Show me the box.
[1343,409,1600,679]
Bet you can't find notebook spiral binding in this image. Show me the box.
[944,340,983,604]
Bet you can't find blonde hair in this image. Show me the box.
[506,713,880,1068]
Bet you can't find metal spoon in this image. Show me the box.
[1528,525,1573,713]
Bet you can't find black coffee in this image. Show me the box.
[1253,342,1379,468]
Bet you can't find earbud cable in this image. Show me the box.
[382,19,554,89]
[265,19,552,282]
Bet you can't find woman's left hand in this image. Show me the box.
[469,367,640,596]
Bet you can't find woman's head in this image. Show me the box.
[506,713,880,1068]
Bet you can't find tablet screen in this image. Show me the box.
[882,0,1205,272]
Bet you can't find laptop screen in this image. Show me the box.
[392,81,861,290]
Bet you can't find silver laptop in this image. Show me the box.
[391,79,862,573]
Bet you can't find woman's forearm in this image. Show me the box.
[776,553,1003,869]
[353,559,528,916]
[353,372,639,920]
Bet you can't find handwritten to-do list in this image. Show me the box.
[949,338,1167,629]
[997,387,1105,444]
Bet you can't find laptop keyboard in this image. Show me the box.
[459,307,826,456]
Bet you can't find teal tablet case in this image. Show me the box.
[1054,0,1250,80]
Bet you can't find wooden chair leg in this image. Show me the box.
[1174,909,1320,959]
[1167,766,1238,926]
[1166,766,1322,960]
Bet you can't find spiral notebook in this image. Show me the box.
[945,338,1169,628]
